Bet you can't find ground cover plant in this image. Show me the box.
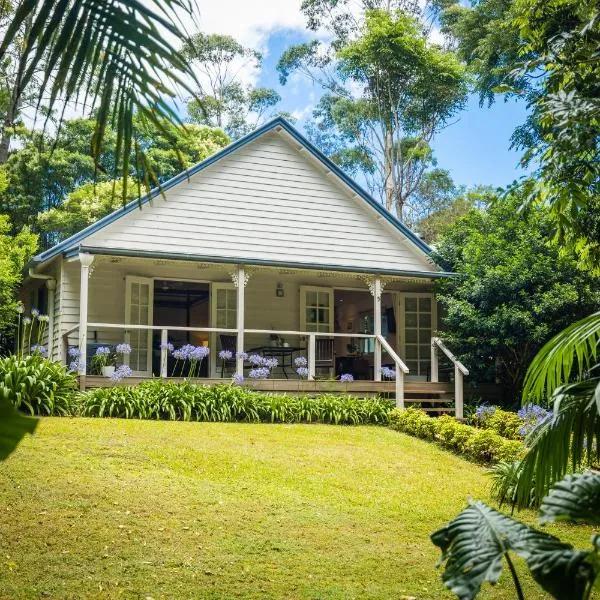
[0,418,591,599]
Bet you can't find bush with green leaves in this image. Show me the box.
[76,381,394,425]
[432,470,600,599]
[472,406,523,440]
[0,354,78,416]
[389,408,524,464]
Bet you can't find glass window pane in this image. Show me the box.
[405,313,417,327]
[227,289,236,307]
[419,313,431,328]
[140,285,149,303]
[406,345,418,359]
[306,291,317,306]
[419,344,430,358]
[318,292,330,307]
[305,322,317,332]
[139,310,148,325]
[405,329,418,343]
[419,297,431,312]
[131,283,139,303]
[405,297,417,312]
[306,308,317,324]
[318,308,329,324]
[407,360,418,372]
[216,311,226,328]
[228,309,237,327]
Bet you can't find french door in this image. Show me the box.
[399,293,436,378]
[210,283,237,376]
[125,276,154,376]
[300,286,334,332]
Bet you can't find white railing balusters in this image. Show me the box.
[431,337,469,419]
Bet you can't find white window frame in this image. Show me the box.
[210,282,237,376]
[124,275,154,376]
[300,286,334,333]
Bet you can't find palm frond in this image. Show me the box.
[522,312,600,404]
[431,500,597,600]
[0,0,199,202]
[514,377,600,509]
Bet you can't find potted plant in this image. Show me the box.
[92,346,114,377]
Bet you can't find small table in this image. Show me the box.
[247,345,305,378]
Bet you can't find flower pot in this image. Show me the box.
[101,366,115,378]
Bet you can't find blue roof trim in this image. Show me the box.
[33,116,434,265]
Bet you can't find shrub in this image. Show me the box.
[472,405,528,440]
[389,408,525,464]
[0,354,78,415]
[76,382,394,425]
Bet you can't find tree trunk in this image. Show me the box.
[0,87,18,164]
[383,126,395,214]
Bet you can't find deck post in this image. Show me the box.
[373,277,382,381]
[78,253,94,388]
[455,364,464,420]
[431,338,439,382]
[308,333,316,380]
[46,278,56,359]
[396,369,404,409]
[160,329,168,378]
[235,265,246,375]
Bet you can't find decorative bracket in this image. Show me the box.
[229,266,252,288]
[358,275,389,299]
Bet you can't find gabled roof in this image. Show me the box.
[32,116,436,268]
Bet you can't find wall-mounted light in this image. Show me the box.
[276,282,285,297]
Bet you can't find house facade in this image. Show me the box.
[22,117,466,411]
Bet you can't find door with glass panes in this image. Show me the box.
[399,294,436,378]
[210,283,237,376]
[125,276,154,376]
[300,287,334,332]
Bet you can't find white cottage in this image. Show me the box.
[23,117,467,414]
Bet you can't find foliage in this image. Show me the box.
[0,354,78,416]
[182,32,284,139]
[0,393,38,461]
[434,191,600,396]
[389,408,524,464]
[277,7,467,220]
[77,382,394,425]
[436,0,600,270]
[0,215,37,342]
[432,471,600,599]
[0,0,200,203]
[472,406,526,440]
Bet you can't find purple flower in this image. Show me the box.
[294,356,308,367]
[475,405,496,421]
[68,347,81,358]
[296,366,309,378]
[110,365,133,381]
[189,346,209,361]
[340,373,354,383]
[236,351,248,360]
[248,354,266,366]
[179,344,195,360]
[115,343,131,355]
[95,346,112,357]
[232,373,244,385]
[31,344,47,356]
[160,342,174,352]
[264,357,278,369]
[172,349,185,360]
[517,404,551,437]
[68,359,85,372]
[219,349,233,360]
[30,308,40,318]
[248,367,270,379]
[381,366,396,380]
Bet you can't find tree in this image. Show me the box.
[182,33,283,139]
[0,0,200,203]
[434,192,600,398]
[436,0,600,270]
[36,123,229,244]
[278,8,467,220]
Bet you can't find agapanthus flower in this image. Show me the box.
[232,373,244,385]
[115,343,131,354]
[340,373,354,383]
[236,351,248,361]
[68,359,85,372]
[264,357,278,369]
[68,347,81,358]
[517,404,551,437]
[248,367,270,379]
[38,314,49,323]
[15,303,25,314]
[474,405,496,421]
[172,349,185,360]
[178,344,195,360]
[31,344,47,356]
[30,308,40,318]
[248,354,266,366]
[189,346,209,361]
[160,342,174,352]
[95,346,112,357]
[22,317,31,325]
[296,366,309,378]
[294,356,308,367]
[219,350,233,360]
[110,365,133,381]
[381,366,396,380]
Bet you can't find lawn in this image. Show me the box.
[0,419,590,599]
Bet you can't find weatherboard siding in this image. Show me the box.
[83,133,434,272]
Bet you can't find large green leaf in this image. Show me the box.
[514,377,600,509]
[0,0,199,202]
[540,471,600,525]
[522,312,600,405]
[0,395,38,461]
[432,500,597,600]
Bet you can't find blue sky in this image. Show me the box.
[256,29,530,190]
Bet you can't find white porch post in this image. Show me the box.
[431,338,439,383]
[373,277,382,382]
[160,329,169,378]
[235,265,246,375]
[455,365,464,420]
[46,279,56,359]
[78,253,94,378]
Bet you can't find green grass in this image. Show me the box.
[0,419,591,599]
